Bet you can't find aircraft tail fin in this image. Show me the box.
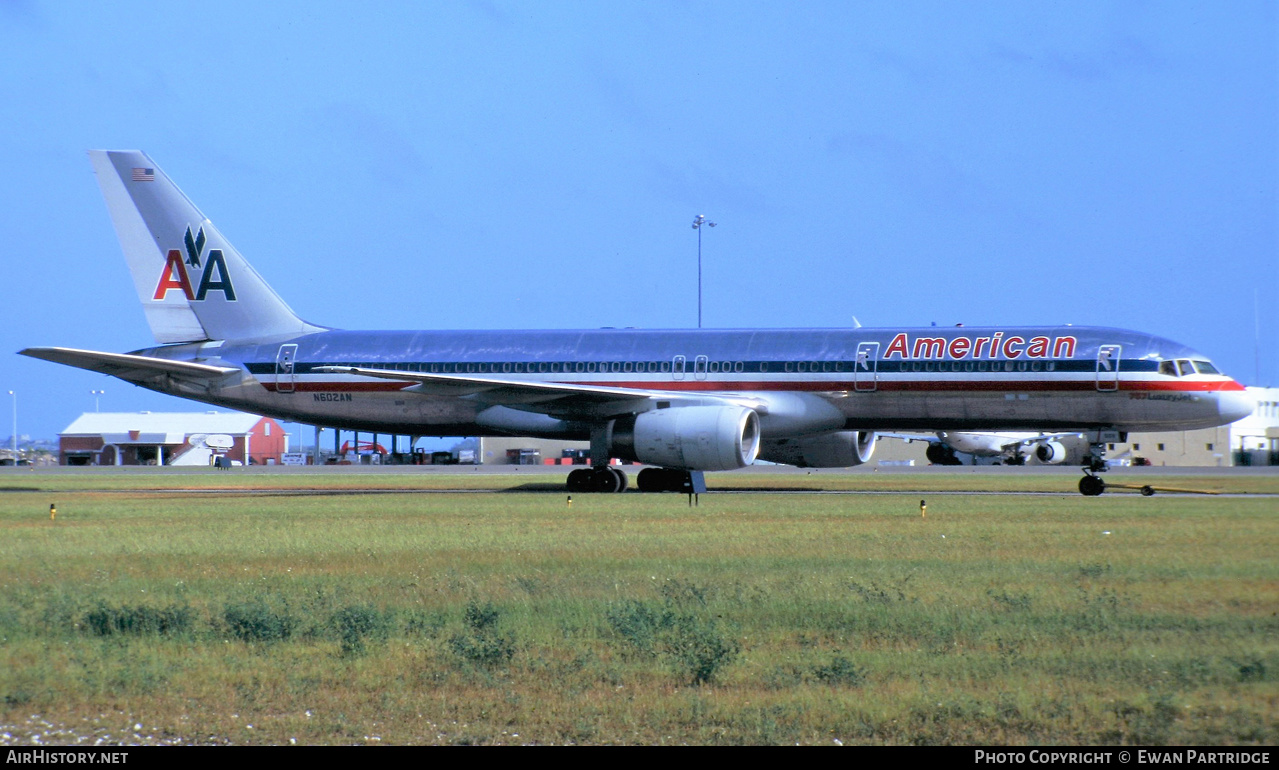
[89,150,325,344]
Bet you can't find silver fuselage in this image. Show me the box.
[134,324,1252,440]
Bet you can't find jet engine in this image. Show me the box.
[757,431,877,468]
[925,443,964,465]
[1034,440,1069,464]
[611,406,761,471]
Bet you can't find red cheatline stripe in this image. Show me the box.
[260,378,1245,394]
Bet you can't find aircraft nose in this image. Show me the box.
[1217,387,1254,424]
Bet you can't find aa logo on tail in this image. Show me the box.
[153,226,237,301]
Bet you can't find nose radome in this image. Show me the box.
[1218,388,1254,424]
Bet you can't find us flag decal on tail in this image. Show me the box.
[131,167,155,181]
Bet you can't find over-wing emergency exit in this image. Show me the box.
[20,152,1254,495]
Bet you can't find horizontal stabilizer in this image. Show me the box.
[19,347,240,385]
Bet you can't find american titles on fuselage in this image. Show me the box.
[883,332,1075,361]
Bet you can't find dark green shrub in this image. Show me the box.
[83,603,192,636]
[449,601,515,668]
[605,599,673,658]
[224,599,295,642]
[332,605,389,656]
[606,596,739,685]
[811,655,867,686]
[661,612,739,685]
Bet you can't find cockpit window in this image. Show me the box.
[1177,360,1195,377]
[1192,360,1219,375]
[1158,361,1178,377]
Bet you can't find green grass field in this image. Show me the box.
[0,469,1275,745]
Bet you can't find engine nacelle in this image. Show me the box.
[1035,440,1069,464]
[757,431,877,468]
[611,406,761,471]
[925,443,964,465]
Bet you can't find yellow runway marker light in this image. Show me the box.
[920,499,926,518]
[49,503,57,521]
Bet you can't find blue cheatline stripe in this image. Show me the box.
[246,358,1155,376]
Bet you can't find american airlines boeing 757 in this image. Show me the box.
[20,151,1253,495]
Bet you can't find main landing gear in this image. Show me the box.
[564,465,699,493]
[566,466,628,493]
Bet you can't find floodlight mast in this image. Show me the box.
[692,214,716,328]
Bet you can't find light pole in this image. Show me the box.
[91,389,105,412]
[7,391,14,465]
[691,215,716,328]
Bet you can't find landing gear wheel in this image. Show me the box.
[566,468,592,493]
[1079,475,1106,496]
[637,468,692,492]
[637,468,662,492]
[591,467,623,493]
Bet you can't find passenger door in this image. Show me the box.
[854,342,879,392]
[1096,344,1121,392]
[275,343,298,393]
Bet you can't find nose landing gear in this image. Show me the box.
[1078,440,1109,496]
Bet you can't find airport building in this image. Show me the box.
[58,411,288,466]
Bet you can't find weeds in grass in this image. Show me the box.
[848,577,917,605]
[448,601,516,669]
[331,605,390,656]
[606,587,740,685]
[83,603,192,637]
[770,654,868,688]
[986,589,1032,612]
[223,598,296,642]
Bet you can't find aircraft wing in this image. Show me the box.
[19,347,241,386]
[879,432,941,445]
[311,365,761,418]
[881,430,1084,453]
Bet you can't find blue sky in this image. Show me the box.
[2,1,1275,444]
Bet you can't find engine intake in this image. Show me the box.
[611,406,761,471]
[1035,440,1068,464]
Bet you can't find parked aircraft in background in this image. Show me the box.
[20,152,1254,496]
[888,431,1087,466]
